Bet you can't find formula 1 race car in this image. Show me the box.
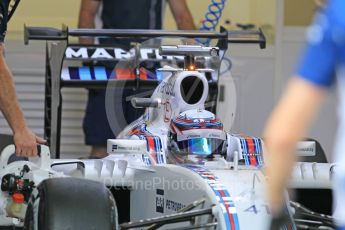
[0,27,336,229]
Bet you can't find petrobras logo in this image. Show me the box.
[112,144,141,152]
[165,199,185,212]
[65,47,185,60]
[209,133,221,138]
[107,139,147,154]
[296,141,316,156]
[111,145,140,152]
[187,134,201,139]
[177,134,195,141]
[178,128,226,141]
[155,189,186,213]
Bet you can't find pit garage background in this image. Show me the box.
[0,0,337,160]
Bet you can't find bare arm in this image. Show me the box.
[0,44,45,156]
[0,45,26,133]
[168,0,196,30]
[263,77,326,214]
[78,0,101,44]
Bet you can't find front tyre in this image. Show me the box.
[24,177,118,230]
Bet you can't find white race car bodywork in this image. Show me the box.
[0,143,334,229]
[1,147,272,229]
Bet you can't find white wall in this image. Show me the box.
[281,28,338,161]
[221,45,275,137]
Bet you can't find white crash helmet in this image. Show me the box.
[168,109,227,164]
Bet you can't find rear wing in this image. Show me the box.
[24,25,266,49]
[25,25,266,87]
[25,25,266,88]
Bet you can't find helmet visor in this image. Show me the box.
[177,138,225,156]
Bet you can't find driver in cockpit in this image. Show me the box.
[168,109,227,165]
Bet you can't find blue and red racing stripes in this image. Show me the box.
[184,165,240,230]
[127,124,165,165]
[62,67,158,81]
[236,135,264,167]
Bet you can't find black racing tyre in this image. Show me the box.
[24,177,118,230]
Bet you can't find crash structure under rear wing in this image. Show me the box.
[23,25,266,158]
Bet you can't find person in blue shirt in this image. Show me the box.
[0,0,45,157]
[264,0,345,228]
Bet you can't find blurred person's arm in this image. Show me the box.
[263,0,341,215]
[78,0,101,44]
[0,44,46,156]
[263,78,325,213]
[168,0,195,30]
